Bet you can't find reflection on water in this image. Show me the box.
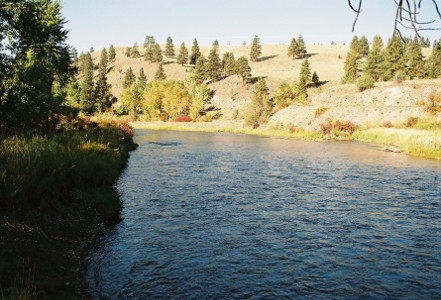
[86,130,441,299]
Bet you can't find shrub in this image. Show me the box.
[314,107,328,118]
[406,116,419,128]
[425,90,441,115]
[319,118,358,137]
[334,120,358,135]
[288,125,296,133]
[382,120,393,128]
[319,118,333,135]
[174,116,192,122]
[394,70,408,83]
[355,74,375,91]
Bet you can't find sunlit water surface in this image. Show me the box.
[86,129,441,299]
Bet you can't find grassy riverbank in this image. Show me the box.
[0,119,137,299]
[131,121,441,160]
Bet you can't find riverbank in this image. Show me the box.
[0,120,137,299]
[131,121,441,160]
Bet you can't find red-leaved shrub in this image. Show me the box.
[174,116,192,122]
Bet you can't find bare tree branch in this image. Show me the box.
[350,0,441,39]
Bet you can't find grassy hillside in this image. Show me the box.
[89,44,350,97]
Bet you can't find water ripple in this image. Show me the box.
[86,130,441,299]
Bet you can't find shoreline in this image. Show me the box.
[130,121,441,161]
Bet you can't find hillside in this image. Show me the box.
[89,44,440,128]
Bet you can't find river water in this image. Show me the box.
[86,129,441,299]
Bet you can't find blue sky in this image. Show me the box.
[60,0,441,53]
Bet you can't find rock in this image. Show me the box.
[383,146,401,153]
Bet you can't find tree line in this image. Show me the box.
[343,34,441,85]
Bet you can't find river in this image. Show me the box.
[86,129,441,299]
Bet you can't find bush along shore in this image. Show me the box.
[0,118,137,299]
[131,116,441,161]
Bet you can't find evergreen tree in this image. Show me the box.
[250,35,262,62]
[236,56,252,85]
[194,55,207,84]
[382,33,407,81]
[300,57,311,83]
[244,77,270,127]
[165,36,175,57]
[296,75,308,102]
[145,45,153,62]
[131,42,141,57]
[427,39,441,78]
[222,52,236,75]
[287,37,298,59]
[342,36,363,83]
[407,36,425,78]
[372,35,383,50]
[71,48,78,63]
[152,43,163,63]
[123,67,136,89]
[190,38,201,65]
[80,52,95,112]
[109,44,116,61]
[138,67,147,89]
[358,36,370,57]
[312,72,320,86]
[100,48,108,69]
[94,59,114,113]
[364,36,385,81]
[144,36,155,48]
[125,47,131,57]
[176,42,189,65]
[206,46,222,81]
[213,40,219,47]
[296,35,307,58]
[154,63,167,81]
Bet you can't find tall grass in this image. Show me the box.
[353,128,441,160]
[0,120,137,220]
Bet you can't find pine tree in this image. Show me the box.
[407,36,425,78]
[364,36,385,81]
[144,36,155,48]
[342,36,363,83]
[382,33,407,81]
[125,47,131,58]
[131,43,141,57]
[100,48,108,69]
[165,36,175,57]
[244,77,270,127]
[176,43,189,65]
[109,44,116,61]
[138,67,147,89]
[123,67,136,89]
[300,57,311,83]
[287,37,298,59]
[190,38,201,65]
[194,55,207,84]
[312,72,320,86]
[358,36,370,57]
[80,52,95,112]
[154,63,166,81]
[236,56,251,85]
[213,40,219,47]
[222,52,236,75]
[152,43,163,63]
[250,35,262,62]
[296,35,307,58]
[206,46,222,81]
[94,60,114,113]
[427,39,441,78]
